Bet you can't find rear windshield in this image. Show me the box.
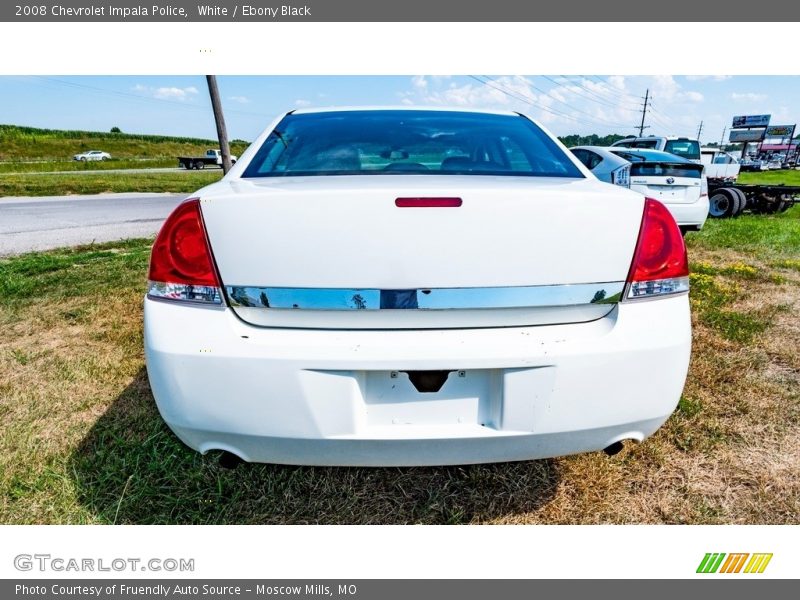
[630,163,703,178]
[615,140,658,149]
[242,110,584,178]
[664,139,701,160]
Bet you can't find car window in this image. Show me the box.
[570,149,603,170]
[630,163,703,178]
[243,110,584,178]
[664,139,701,160]
[624,140,659,149]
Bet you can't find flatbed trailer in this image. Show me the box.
[707,180,800,218]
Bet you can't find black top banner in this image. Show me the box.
[3,0,798,21]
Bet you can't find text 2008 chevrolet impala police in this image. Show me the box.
[144,107,691,466]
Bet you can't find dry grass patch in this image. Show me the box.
[1,211,799,523]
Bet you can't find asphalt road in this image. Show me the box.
[0,193,186,256]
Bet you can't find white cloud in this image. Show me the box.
[228,95,250,104]
[606,75,627,91]
[731,92,767,102]
[685,75,732,81]
[684,91,704,102]
[649,75,703,103]
[294,99,312,107]
[133,84,199,101]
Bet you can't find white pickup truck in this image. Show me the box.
[178,149,238,170]
[700,147,740,183]
[611,136,702,164]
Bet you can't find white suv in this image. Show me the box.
[612,136,701,164]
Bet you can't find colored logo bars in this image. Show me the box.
[697,553,773,574]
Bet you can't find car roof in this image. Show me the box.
[603,147,694,163]
[615,136,696,142]
[575,146,695,163]
[289,105,520,117]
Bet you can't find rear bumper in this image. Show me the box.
[144,295,691,466]
[666,197,709,228]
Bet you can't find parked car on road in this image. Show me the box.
[145,108,691,466]
[73,150,111,161]
[611,136,702,163]
[571,146,708,233]
[178,149,238,170]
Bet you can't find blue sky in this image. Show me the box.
[1,75,797,143]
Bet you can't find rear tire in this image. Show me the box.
[708,188,740,218]
[194,161,205,170]
[731,188,747,216]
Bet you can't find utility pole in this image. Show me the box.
[719,126,726,149]
[206,75,233,174]
[696,120,703,141]
[638,88,650,136]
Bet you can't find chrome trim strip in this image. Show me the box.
[225,282,626,311]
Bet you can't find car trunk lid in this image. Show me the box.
[629,162,703,204]
[199,175,644,329]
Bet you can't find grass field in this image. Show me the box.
[0,124,244,196]
[0,171,222,196]
[738,169,800,186]
[0,158,179,174]
[1,207,798,524]
[0,125,249,164]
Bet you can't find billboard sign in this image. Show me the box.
[765,125,795,137]
[729,128,766,142]
[732,114,771,128]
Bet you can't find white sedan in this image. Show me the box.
[144,107,691,466]
[73,150,111,161]
[572,146,709,233]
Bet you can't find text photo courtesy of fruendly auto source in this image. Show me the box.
[0,75,797,525]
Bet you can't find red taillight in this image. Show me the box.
[624,198,689,300]
[147,198,222,304]
[395,197,462,208]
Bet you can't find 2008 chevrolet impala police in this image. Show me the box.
[144,107,691,466]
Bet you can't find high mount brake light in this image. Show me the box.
[624,198,689,300]
[395,197,463,208]
[147,198,222,304]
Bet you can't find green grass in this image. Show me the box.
[0,171,222,196]
[0,239,151,307]
[0,124,249,168]
[0,158,180,174]
[690,204,800,260]
[737,169,800,186]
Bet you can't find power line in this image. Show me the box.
[489,75,632,128]
[584,75,644,104]
[469,76,589,126]
[551,75,641,111]
[540,75,620,109]
[472,75,635,131]
[31,76,271,119]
